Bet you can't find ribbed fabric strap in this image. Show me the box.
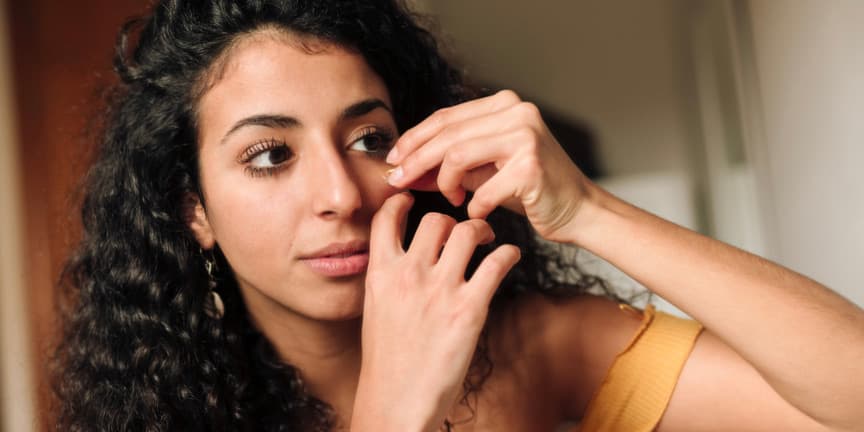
[578,304,704,432]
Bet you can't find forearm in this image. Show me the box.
[568,185,864,429]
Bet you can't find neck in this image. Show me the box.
[248,306,363,426]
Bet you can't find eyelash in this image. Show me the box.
[238,127,396,178]
[350,126,396,158]
[239,138,293,178]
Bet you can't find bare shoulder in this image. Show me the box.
[488,294,834,430]
[487,293,644,421]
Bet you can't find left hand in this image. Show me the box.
[386,89,594,243]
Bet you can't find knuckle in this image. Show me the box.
[443,147,466,167]
[437,124,460,144]
[496,89,522,104]
[453,220,489,242]
[430,108,450,127]
[421,212,455,230]
[437,179,459,197]
[516,101,541,122]
[515,154,541,177]
[450,222,476,241]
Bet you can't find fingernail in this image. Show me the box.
[387,166,403,186]
[385,147,399,164]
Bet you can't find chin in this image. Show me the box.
[237,273,366,323]
[306,280,366,321]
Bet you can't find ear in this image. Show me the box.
[184,193,216,249]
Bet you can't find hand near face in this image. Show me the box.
[353,192,520,431]
[387,90,594,244]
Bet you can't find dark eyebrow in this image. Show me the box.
[220,98,392,145]
[341,98,391,120]
[220,114,300,145]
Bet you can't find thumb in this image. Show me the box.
[369,192,414,264]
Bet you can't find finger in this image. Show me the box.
[369,192,414,263]
[403,164,497,194]
[465,244,521,306]
[386,89,521,165]
[436,133,517,206]
[465,160,527,220]
[388,100,531,190]
[436,219,495,281]
[404,167,440,192]
[406,212,458,265]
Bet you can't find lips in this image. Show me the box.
[302,240,369,259]
[299,240,370,277]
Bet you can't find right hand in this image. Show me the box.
[351,192,521,431]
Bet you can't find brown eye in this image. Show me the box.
[349,129,394,157]
[240,139,295,177]
[266,146,290,165]
[249,144,293,168]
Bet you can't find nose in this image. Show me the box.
[308,147,362,219]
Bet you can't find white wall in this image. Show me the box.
[0,1,38,431]
[746,0,864,305]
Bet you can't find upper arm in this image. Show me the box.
[656,329,830,431]
[534,295,832,431]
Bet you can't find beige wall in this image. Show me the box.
[424,0,698,177]
[0,1,38,431]
[746,0,864,305]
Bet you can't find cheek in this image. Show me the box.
[208,189,299,261]
[198,159,301,271]
[204,190,304,297]
[353,159,401,208]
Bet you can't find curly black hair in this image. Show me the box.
[52,1,617,430]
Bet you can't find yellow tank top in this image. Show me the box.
[577,304,704,431]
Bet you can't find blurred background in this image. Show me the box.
[1,0,862,430]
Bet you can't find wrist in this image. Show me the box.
[560,183,631,249]
[350,372,441,432]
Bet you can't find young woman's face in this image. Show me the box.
[192,32,399,323]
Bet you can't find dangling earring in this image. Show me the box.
[203,250,225,319]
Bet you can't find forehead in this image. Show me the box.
[196,30,391,141]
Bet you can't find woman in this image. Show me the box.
[53,0,864,431]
